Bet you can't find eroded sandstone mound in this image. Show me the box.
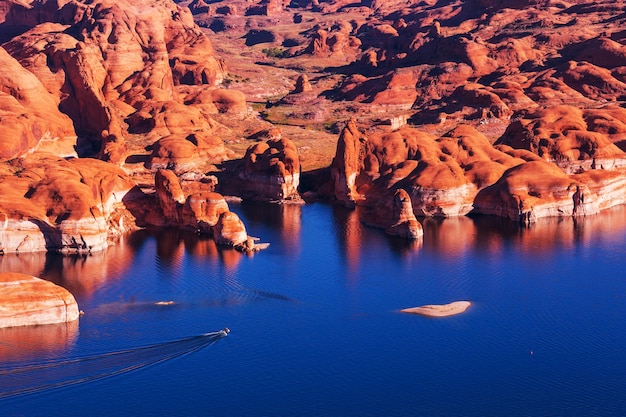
[474,161,626,223]
[155,169,264,251]
[330,120,541,216]
[496,106,626,173]
[0,0,230,163]
[0,154,137,253]
[361,188,423,239]
[0,272,79,328]
[330,117,626,222]
[238,137,302,202]
[0,45,76,159]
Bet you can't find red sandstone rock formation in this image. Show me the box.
[330,113,626,223]
[0,155,137,253]
[473,160,626,223]
[154,169,263,251]
[386,189,423,239]
[302,22,361,58]
[496,106,626,173]
[330,119,369,207]
[330,121,540,215]
[292,74,312,94]
[0,46,76,159]
[239,138,302,202]
[0,0,230,163]
[361,188,423,239]
[299,0,626,128]
[149,135,203,174]
[0,272,79,328]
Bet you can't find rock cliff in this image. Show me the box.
[0,0,229,163]
[0,154,136,253]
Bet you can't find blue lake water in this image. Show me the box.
[2,202,626,416]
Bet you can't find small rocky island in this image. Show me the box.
[0,272,80,328]
[400,301,472,318]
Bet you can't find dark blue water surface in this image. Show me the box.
[2,202,626,416]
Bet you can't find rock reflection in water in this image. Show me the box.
[332,205,363,275]
[142,227,243,271]
[421,205,626,258]
[236,201,302,251]
[0,239,132,299]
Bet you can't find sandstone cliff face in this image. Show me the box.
[473,161,626,223]
[0,0,229,163]
[361,188,423,239]
[239,138,302,202]
[330,119,369,207]
[330,121,541,216]
[0,46,76,159]
[0,272,79,328]
[329,117,626,223]
[0,154,136,253]
[496,106,626,173]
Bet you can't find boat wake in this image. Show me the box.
[0,329,229,399]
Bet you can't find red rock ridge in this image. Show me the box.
[0,0,229,163]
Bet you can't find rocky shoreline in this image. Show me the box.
[1,0,626,257]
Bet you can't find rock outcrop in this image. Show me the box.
[0,272,79,328]
[0,154,137,253]
[361,188,423,239]
[329,112,626,223]
[400,301,471,317]
[154,169,264,251]
[330,121,540,215]
[0,46,76,159]
[239,138,302,202]
[496,106,626,173]
[302,22,361,58]
[473,160,626,223]
[330,119,369,207]
[385,189,423,239]
[0,0,229,163]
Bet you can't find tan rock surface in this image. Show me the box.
[0,272,79,328]
[400,301,471,318]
